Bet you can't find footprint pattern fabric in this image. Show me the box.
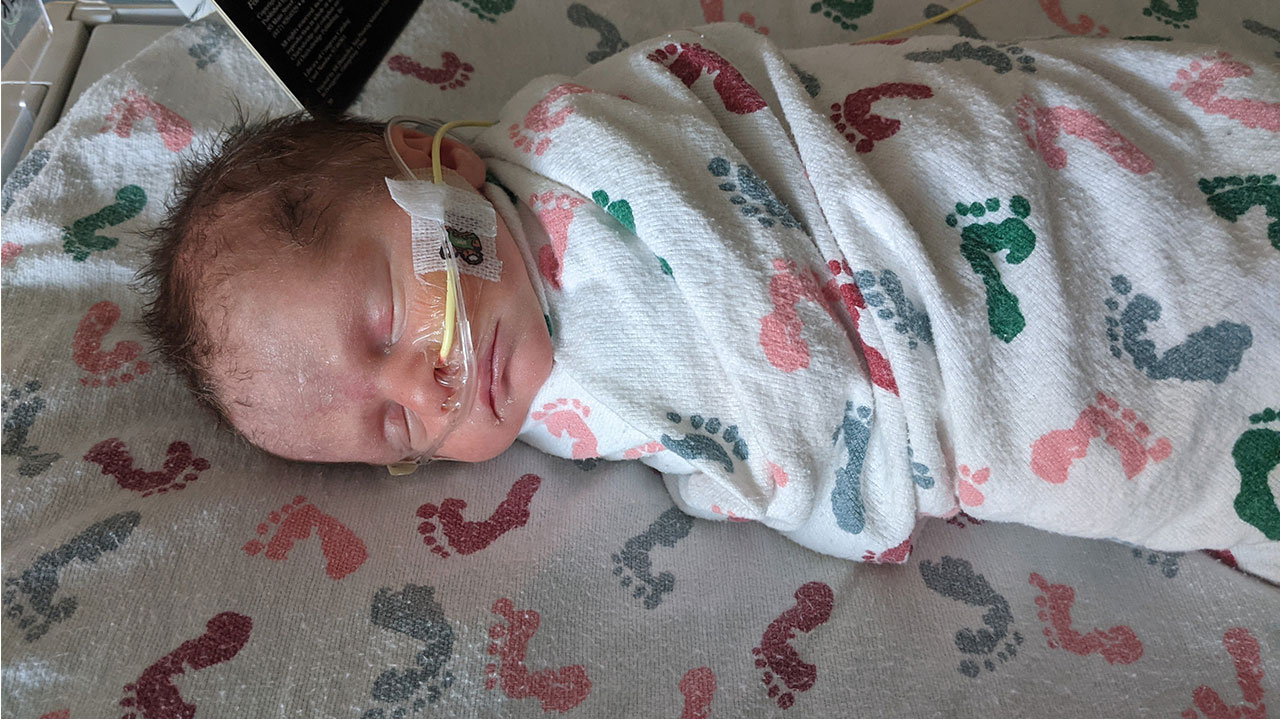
[6,3,1280,718]
[483,23,1280,574]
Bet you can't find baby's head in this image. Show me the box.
[140,113,553,466]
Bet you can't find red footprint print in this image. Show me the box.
[1029,572,1143,664]
[485,597,591,712]
[751,581,834,709]
[529,191,585,290]
[699,0,769,34]
[1015,96,1154,174]
[646,42,767,115]
[1038,0,1109,36]
[100,90,193,152]
[679,666,716,718]
[826,259,899,395]
[74,301,151,388]
[862,538,912,564]
[1171,53,1280,133]
[509,83,595,156]
[1183,628,1267,718]
[119,612,252,719]
[39,711,70,719]
[84,438,210,497]
[242,495,368,580]
[416,473,542,558]
[388,51,474,90]
[829,83,934,153]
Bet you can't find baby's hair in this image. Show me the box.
[138,109,392,426]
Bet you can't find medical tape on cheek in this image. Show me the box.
[385,177,503,283]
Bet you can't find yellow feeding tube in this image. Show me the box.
[428,120,494,363]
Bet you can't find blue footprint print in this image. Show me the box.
[2,148,50,214]
[919,556,1024,678]
[907,444,935,489]
[905,41,1036,74]
[362,584,456,718]
[853,269,933,349]
[611,506,695,610]
[187,20,234,69]
[2,512,141,642]
[566,4,629,64]
[830,402,872,534]
[661,412,748,474]
[1105,275,1252,384]
[707,157,804,230]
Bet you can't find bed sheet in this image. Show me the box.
[3,1,1278,717]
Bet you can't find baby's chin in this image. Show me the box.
[439,344,552,463]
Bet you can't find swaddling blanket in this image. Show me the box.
[475,24,1280,577]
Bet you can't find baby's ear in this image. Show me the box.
[389,125,487,190]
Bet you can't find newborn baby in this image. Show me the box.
[142,24,1280,579]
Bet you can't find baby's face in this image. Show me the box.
[212,155,552,465]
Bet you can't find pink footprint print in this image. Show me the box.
[1015,96,1154,174]
[1029,572,1143,664]
[84,438,210,497]
[646,42,767,115]
[1183,627,1267,718]
[40,710,70,719]
[1030,391,1173,485]
[531,398,599,459]
[74,301,151,388]
[529,191,586,290]
[1171,53,1280,133]
[416,473,542,558]
[679,666,716,718]
[242,495,368,580]
[1038,0,1109,36]
[1,242,22,266]
[957,464,990,507]
[826,259,899,395]
[485,597,592,712]
[861,538,912,564]
[100,90,193,152]
[751,581,834,709]
[829,82,934,153]
[623,441,666,460]
[119,612,252,719]
[387,51,474,90]
[509,83,595,156]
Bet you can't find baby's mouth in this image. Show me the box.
[486,321,502,420]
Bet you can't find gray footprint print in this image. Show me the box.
[920,556,1024,677]
[3,512,141,642]
[611,506,694,610]
[362,584,456,718]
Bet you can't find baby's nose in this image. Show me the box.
[379,344,455,428]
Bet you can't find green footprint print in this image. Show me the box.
[593,189,672,276]
[946,195,1036,343]
[809,0,875,32]
[1233,408,1280,540]
[450,0,515,23]
[1143,0,1197,29]
[1199,174,1280,251]
[62,185,147,262]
